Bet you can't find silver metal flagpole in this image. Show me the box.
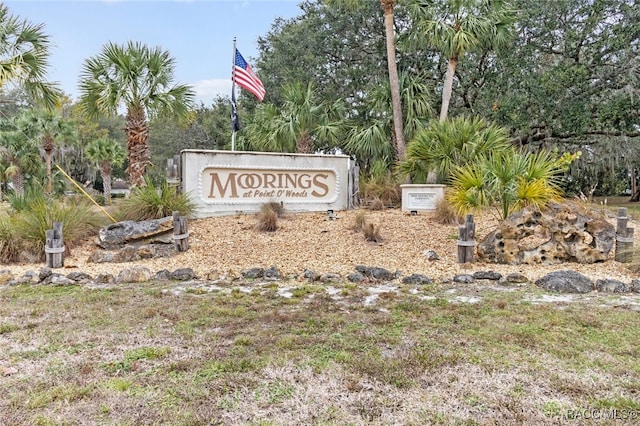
[231,37,237,151]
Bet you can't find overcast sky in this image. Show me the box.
[4,0,302,105]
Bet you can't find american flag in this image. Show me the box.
[232,49,266,101]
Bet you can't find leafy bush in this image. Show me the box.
[116,178,197,221]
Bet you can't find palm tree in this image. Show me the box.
[16,109,75,194]
[0,121,42,196]
[0,4,61,109]
[345,71,433,172]
[246,81,346,154]
[398,116,511,183]
[85,137,126,205]
[380,0,406,160]
[407,0,515,122]
[78,41,195,187]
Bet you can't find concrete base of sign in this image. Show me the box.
[401,184,446,212]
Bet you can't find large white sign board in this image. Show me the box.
[181,150,353,217]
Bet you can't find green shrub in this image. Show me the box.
[398,116,511,184]
[0,214,24,263]
[448,149,577,219]
[116,178,197,221]
[13,194,106,258]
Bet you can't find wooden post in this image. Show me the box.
[45,221,65,268]
[172,211,189,252]
[457,214,475,263]
[615,207,634,263]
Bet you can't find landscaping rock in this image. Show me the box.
[154,269,172,281]
[0,270,13,285]
[44,274,78,286]
[478,202,615,265]
[355,265,396,281]
[319,273,341,283]
[97,216,174,249]
[347,273,365,283]
[66,272,94,284]
[453,274,475,284]
[631,280,640,293]
[535,270,594,294]
[39,268,53,282]
[90,250,115,263]
[505,273,529,284]
[263,266,282,281]
[595,279,628,293]
[402,274,433,285]
[171,268,196,281]
[473,271,502,280]
[242,268,264,279]
[117,266,153,284]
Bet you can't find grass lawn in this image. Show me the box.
[1,279,640,425]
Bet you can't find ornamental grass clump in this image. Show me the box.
[434,196,462,225]
[116,177,197,221]
[0,189,105,262]
[351,210,382,242]
[255,202,283,232]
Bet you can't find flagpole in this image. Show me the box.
[231,37,237,152]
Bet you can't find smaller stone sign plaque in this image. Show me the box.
[408,192,436,209]
[400,184,446,212]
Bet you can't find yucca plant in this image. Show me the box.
[116,177,197,221]
[448,148,573,220]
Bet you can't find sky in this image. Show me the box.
[4,0,303,105]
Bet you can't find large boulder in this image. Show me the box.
[478,202,615,265]
[97,217,174,249]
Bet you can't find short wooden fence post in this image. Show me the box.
[457,214,476,263]
[615,207,634,263]
[45,221,65,268]
[172,211,190,252]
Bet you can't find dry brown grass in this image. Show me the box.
[1,281,639,424]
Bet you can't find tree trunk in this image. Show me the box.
[439,56,459,122]
[101,161,112,205]
[125,105,150,187]
[43,134,55,194]
[296,132,314,154]
[12,171,24,197]
[381,0,406,161]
